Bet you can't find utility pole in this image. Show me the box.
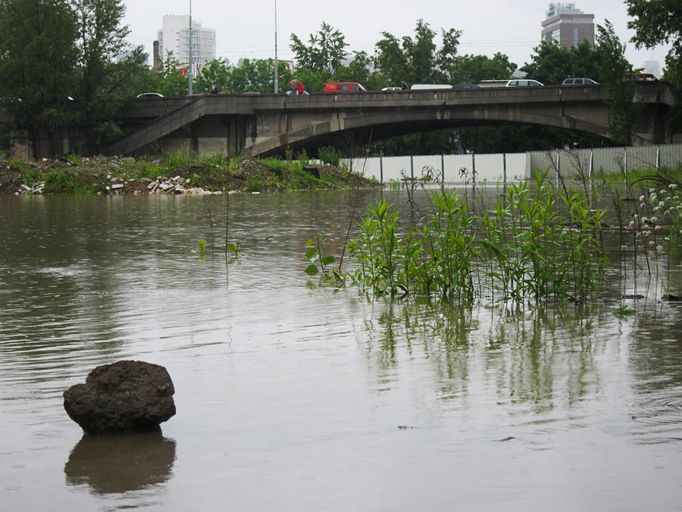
[188,0,193,96]
[273,0,278,93]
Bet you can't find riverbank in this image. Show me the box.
[0,154,378,195]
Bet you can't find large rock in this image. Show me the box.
[63,360,176,434]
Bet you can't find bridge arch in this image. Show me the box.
[98,83,676,158]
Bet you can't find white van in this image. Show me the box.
[505,79,544,87]
[410,84,453,90]
[477,80,509,88]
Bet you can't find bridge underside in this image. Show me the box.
[7,85,673,158]
[128,101,669,159]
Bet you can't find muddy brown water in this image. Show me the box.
[1,190,681,511]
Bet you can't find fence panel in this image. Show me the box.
[343,144,682,183]
[473,154,504,182]
[380,156,412,182]
[506,153,528,180]
[592,147,625,174]
[443,154,474,183]
[528,151,555,174]
[628,146,658,170]
[660,144,682,169]
[412,155,445,181]
[347,158,382,180]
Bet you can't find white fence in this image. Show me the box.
[344,144,682,184]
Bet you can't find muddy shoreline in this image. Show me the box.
[0,155,377,195]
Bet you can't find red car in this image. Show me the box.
[322,81,367,93]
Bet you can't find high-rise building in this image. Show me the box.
[156,15,216,70]
[541,3,594,47]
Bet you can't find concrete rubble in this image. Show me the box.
[13,175,218,196]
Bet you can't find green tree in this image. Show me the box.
[450,53,516,84]
[626,0,681,80]
[0,0,78,157]
[336,51,374,86]
[521,40,600,85]
[595,20,636,144]
[374,19,460,86]
[626,0,682,133]
[153,51,189,97]
[290,22,348,74]
[193,58,231,93]
[71,0,128,106]
[227,58,288,93]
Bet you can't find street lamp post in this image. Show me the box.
[188,0,193,96]
[273,0,278,93]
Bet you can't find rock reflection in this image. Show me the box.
[64,431,176,494]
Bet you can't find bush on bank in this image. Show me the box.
[0,153,377,195]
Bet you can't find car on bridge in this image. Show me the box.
[623,72,658,81]
[322,82,367,93]
[561,77,599,86]
[410,84,453,90]
[505,79,544,87]
[136,92,164,99]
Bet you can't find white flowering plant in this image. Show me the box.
[636,183,682,251]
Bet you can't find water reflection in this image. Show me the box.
[362,301,607,409]
[64,432,176,494]
[627,304,682,444]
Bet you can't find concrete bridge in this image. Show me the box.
[4,83,678,157]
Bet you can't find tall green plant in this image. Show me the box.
[314,175,606,305]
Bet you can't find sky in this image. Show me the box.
[123,0,671,75]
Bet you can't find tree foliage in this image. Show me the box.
[290,22,348,74]
[374,19,461,86]
[0,0,133,152]
[626,0,681,58]
[521,40,600,85]
[595,20,637,145]
[0,0,78,156]
[191,58,293,94]
[626,0,682,132]
[450,53,516,84]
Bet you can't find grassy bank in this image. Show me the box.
[0,153,378,195]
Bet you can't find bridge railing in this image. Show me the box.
[343,143,682,185]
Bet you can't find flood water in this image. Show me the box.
[1,190,681,511]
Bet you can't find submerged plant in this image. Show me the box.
[226,241,242,258]
[612,304,636,318]
[305,237,343,285]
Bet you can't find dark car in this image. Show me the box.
[452,82,482,90]
[561,77,599,86]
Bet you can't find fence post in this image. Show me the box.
[556,149,561,186]
[656,146,660,170]
[624,146,628,175]
[441,154,445,184]
[503,153,507,186]
[472,153,477,194]
[410,155,414,181]
[379,155,384,184]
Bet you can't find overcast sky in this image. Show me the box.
[123,0,671,74]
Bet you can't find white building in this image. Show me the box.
[157,15,216,70]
